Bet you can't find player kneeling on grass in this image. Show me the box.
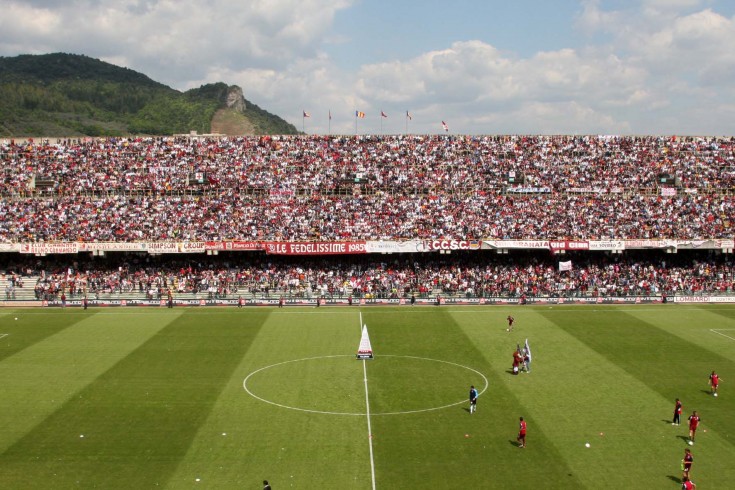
[469,385,478,414]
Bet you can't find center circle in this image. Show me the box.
[243,354,489,416]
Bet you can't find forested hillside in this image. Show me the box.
[0,53,298,137]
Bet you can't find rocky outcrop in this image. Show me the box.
[225,86,246,113]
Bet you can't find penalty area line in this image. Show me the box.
[710,329,735,342]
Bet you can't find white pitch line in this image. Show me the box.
[710,329,735,341]
[359,311,377,490]
[0,334,8,340]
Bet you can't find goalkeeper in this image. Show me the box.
[469,385,478,414]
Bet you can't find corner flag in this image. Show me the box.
[356,324,374,359]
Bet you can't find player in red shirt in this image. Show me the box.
[681,476,696,489]
[687,411,700,444]
[517,416,527,448]
[672,398,682,426]
[681,448,693,481]
[506,315,515,332]
[512,350,522,375]
[709,371,721,397]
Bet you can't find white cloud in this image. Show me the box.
[1,0,734,135]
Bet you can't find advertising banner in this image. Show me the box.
[264,241,367,255]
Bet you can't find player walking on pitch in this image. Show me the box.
[469,385,478,414]
[687,411,700,445]
[709,370,721,397]
[506,315,515,332]
[681,448,693,481]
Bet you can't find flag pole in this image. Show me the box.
[380,109,383,134]
[328,109,331,135]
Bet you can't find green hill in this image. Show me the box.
[0,53,299,137]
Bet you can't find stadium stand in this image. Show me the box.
[0,134,732,305]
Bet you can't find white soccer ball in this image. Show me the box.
[688,441,693,446]
[714,393,718,397]
[14,317,18,320]
[585,443,590,448]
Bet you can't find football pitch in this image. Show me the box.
[0,305,734,489]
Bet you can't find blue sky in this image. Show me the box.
[1,0,735,135]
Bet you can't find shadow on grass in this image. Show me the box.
[666,475,681,484]
[677,435,692,445]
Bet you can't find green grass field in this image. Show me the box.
[0,305,734,489]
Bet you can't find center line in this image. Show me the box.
[360,311,377,490]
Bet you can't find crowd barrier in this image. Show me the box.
[4,294,732,308]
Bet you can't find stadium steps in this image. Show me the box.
[7,275,41,300]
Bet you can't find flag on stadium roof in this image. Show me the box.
[381,111,388,118]
[406,111,412,120]
[356,111,366,118]
[302,111,310,118]
[441,121,449,132]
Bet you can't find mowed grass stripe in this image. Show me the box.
[545,306,735,488]
[0,309,176,455]
[169,308,372,489]
[0,309,269,490]
[362,308,583,489]
[0,309,96,362]
[474,307,709,488]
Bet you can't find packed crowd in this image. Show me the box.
[0,191,732,242]
[1,135,734,243]
[4,251,730,301]
[2,135,734,195]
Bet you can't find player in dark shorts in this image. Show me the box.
[682,448,693,481]
[469,385,478,414]
[672,398,682,425]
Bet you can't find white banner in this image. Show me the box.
[365,240,427,253]
[559,260,573,272]
[79,242,147,252]
[484,240,549,249]
[146,242,180,254]
[588,240,625,251]
[19,243,79,254]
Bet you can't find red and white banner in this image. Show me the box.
[559,260,573,271]
[205,241,263,251]
[264,241,367,255]
[19,243,79,254]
